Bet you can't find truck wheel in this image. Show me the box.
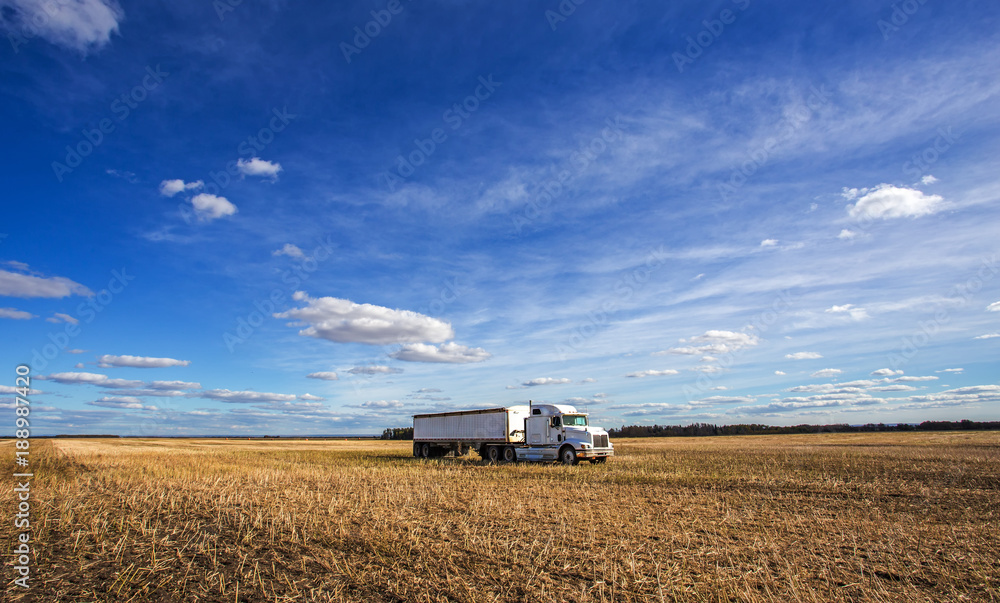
[413,442,421,457]
[503,446,517,463]
[559,445,578,466]
[486,446,501,463]
[420,443,431,458]
[591,457,607,464]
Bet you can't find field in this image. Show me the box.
[2,432,999,602]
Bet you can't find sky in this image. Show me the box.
[1,0,998,436]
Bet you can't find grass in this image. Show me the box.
[1,432,998,602]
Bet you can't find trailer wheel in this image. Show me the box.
[503,446,517,463]
[559,445,578,466]
[413,442,421,457]
[420,442,431,458]
[486,446,501,463]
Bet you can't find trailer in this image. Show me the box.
[413,402,613,465]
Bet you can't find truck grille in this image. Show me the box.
[593,434,609,448]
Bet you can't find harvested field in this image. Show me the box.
[2,432,998,602]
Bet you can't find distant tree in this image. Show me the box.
[380,427,414,440]
[607,420,1000,439]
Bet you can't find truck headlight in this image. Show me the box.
[581,443,590,449]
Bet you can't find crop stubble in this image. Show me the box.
[1,432,998,602]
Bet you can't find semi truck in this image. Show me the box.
[412,401,613,465]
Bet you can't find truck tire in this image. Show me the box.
[591,456,607,464]
[486,446,501,463]
[559,445,578,466]
[420,442,431,458]
[503,446,517,463]
[413,442,421,457]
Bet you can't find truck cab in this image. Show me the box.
[522,403,613,464]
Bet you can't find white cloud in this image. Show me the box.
[197,389,298,403]
[152,380,200,390]
[941,385,1000,395]
[810,368,842,378]
[973,333,999,339]
[892,375,938,382]
[237,157,282,179]
[275,292,454,345]
[869,384,918,392]
[0,0,123,53]
[897,385,1000,410]
[97,354,191,368]
[298,393,325,401]
[693,365,724,374]
[507,377,571,389]
[608,402,700,416]
[837,229,857,240]
[656,329,759,356]
[0,307,35,320]
[936,368,963,374]
[0,264,92,298]
[190,193,237,221]
[775,370,786,375]
[306,371,339,381]
[46,372,143,388]
[87,397,158,411]
[625,369,680,378]
[0,385,42,395]
[390,342,491,364]
[361,400,404,410]
[273,244,305,259]
[846,184,944,220]
[694,395,755,405]
[347,365,402,375]
[159,179,203,197]
[785,352,823,360]
[987,301,1000,312]
[825,304,869,320]
[581,378,597,383]
[921,175,938,184]
[870,368,904,377]
[254,401,326,413]
[760,239,778,247]
[46,312,79,324]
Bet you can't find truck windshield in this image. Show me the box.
[563,415,588,426]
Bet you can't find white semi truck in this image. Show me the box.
[412,402,613,465]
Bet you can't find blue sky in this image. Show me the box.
[1,0,998,436]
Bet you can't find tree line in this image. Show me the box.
[607,420,1000,438]
[380,427,414,440]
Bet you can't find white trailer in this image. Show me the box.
[413,402,613,465]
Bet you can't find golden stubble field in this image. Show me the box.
[1,432,998,602]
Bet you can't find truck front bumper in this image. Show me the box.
[576,448,614,459]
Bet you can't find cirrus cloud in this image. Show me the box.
[0,0,124,54]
